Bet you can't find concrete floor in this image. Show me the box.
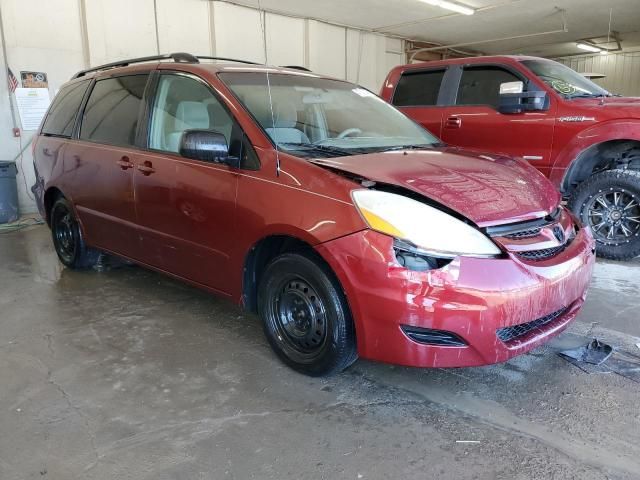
[1,225,639,480]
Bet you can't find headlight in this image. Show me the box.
[352,189,501,258]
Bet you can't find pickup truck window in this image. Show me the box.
[521,59,610,99]
[456,66,520,108]
[393,70,445,107]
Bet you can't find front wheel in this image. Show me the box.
[568,169,640,260]
[257,252,357,376]
[50,197,100,269]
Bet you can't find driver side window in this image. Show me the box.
[149,74,234,153]
[456,66,521,108]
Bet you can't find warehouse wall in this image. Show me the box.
[555,50,640,97]
[0,0,406,214]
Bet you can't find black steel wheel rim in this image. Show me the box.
[586,189,640,245]
[53,206,77,264]
[269,276,328,361]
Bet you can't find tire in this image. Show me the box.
[568,169,640,260]
[257,252,357,376]
[50,197,100,269]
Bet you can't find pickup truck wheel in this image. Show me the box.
[568,169,640,260]
[257,252,357,376]
[50,198,100,269]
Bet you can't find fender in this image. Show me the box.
[231,220,368,305]
[43,185,83,230]
[550,119,640,190]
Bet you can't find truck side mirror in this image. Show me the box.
[498,81,549,114]
[500,81,524,94]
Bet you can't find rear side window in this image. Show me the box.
[456,66,521,108]
[80,75,148,147]
[392,70,445,107]
[41,80,90,137]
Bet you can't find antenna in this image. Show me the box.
[257,0,280,177]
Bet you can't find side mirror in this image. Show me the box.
[179,129,239,167]
[499,81,524,94]
[498,81,549,114]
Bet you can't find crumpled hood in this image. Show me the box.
[311,147,560,227]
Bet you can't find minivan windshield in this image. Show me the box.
[219,72,439,157]
[521,59,611,99]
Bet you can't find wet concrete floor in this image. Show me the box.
[1,225,639,479]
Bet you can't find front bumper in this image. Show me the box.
[316,227,595,368]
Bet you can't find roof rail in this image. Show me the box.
[196,56,260,65]
[71,52,260,79]
[281,65,311,72]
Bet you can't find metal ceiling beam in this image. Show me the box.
[407,7,568,61]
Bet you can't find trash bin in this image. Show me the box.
[0,161,19,224]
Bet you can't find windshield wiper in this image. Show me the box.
[381,143,443,152]
[278,143,355,157]
[567,93,610,100]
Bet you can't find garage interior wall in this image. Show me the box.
[0,0,405,214]
[555,50,640,97]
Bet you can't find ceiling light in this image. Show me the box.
[576,42,602,53]
[600,50,609,55]
[421,0,475,16]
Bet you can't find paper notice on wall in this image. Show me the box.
[15,87,51,131]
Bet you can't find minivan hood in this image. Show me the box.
[311,147,560,227]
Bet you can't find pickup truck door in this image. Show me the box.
[440,65,556,176]
[389,67,449,138]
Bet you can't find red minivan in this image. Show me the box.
[33,53,595,376]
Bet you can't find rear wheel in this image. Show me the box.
[568,169,640,260]
[257,252,357,376]
[50,197,100,269]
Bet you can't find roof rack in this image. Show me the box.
[71,52,260,79]
[196,56,260,65]
[281,65,311,72]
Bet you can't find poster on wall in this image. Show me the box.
[20,71,48,88]
[14,88,51,131]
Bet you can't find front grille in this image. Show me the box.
[516,244,566,261]
[504,227,542,239]
[496,307,568,343]
[485,207,561,238]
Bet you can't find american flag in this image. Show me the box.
[7,68,18,93]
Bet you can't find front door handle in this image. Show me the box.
[445,116,462,129]
[137,160,155,175]
[116,156,134,170]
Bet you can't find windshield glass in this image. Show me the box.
[218,72,439,157]
[521,59,610,99]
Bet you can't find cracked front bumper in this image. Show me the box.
[316,227,595,368]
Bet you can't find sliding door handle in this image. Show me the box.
[116,156,133,170]
[137,161,155,175]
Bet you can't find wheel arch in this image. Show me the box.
[242,234,320,313]
[561,139,640,195]
[43,186,66,226]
